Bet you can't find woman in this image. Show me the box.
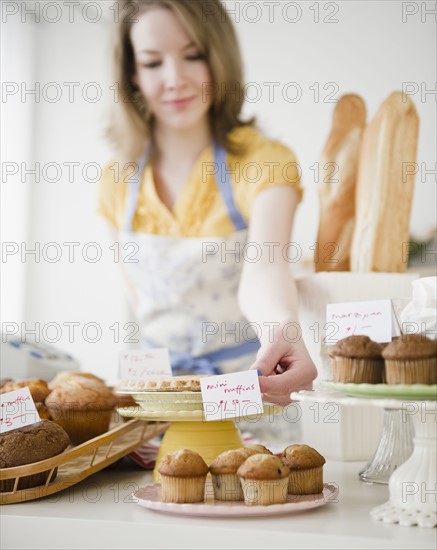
[99,0,317,406]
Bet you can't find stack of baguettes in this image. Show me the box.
[315,91,419,273]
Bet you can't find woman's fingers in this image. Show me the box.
[258,369,314,397]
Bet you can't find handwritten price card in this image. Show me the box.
[119,348,172,380]
[200,370,263,422]
[326,299,392,344]
[0,387,40,434]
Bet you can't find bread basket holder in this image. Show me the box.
[0,418,169,504]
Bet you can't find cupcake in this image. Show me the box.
[281,444,325,495]
[209,450,248,501]
[0,420,70,492]
[237,454,289,506]
[45,379,116,444]
[157,449,209,503]
[382,334,437,384]
[329,335,384,383]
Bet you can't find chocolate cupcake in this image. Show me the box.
[329,335,384,383]
[382,334,437,384]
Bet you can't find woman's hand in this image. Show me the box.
[250,322,318,406]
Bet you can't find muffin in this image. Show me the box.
[157,449,209,503]
[382,334,437,384]
[0,420,70,492]
[45,379,116,444]
[239,444,273,456]
[329,335,384,383]
[281,444,326,495]
[210,450,248,501]
[48,371,105,390]
[237,454,289,506]
[35,401,51,420]
[1,378,51,403]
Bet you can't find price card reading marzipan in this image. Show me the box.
[0,387,40,434]
[119,348,172,380]
[326,299,392,344]
[200,370,263,422]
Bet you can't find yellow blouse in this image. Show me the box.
[97,125,303,237]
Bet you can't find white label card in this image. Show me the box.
[0,387,41,434]
[119,348,172,379]
[326,299,392,344]
[200,370,263,422]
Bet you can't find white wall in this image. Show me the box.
[1,1,436,380]
[1,14,36,324]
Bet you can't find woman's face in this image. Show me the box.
[130,8,213,133]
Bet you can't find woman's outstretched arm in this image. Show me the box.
[238,185,317,405]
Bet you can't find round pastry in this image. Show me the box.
[281,444,326,495]
[0,420,70,492]
[45,380,116,445]
[329,335,384,383]
[209,449,248,501]
[382,334,437,384]
[1,378,51,403]
[158,449,209,503]
[237,454,289,506]
[117,375,209,393]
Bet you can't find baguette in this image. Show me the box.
[315,94,366,271]
[350,91,419,272]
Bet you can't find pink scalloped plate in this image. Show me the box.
[132,482,339,518]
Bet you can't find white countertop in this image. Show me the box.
[1,460,435,550]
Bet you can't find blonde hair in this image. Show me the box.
[106,0,254,162]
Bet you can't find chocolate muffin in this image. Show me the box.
[329,335,384,383]
[382,334,437,384]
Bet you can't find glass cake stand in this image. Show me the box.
[319,381,434,484]
[291,389,437,528]
[117,391,282,482]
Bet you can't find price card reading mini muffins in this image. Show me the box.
[0,387,40,434]
[326,299,392,344]
[119,348,172,379]
[200,370,263,421]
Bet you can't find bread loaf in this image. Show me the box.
[350,91,419,272]
[315,94,366,271]
[0,420,70,492]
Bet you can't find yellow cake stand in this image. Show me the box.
[117,399,282,482]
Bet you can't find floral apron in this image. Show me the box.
[118,143,260,374]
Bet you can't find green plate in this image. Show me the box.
[320,380,437,400]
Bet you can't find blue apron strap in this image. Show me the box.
[125,143,247,232]
[123,148,149,231]
[213,143,248,231]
